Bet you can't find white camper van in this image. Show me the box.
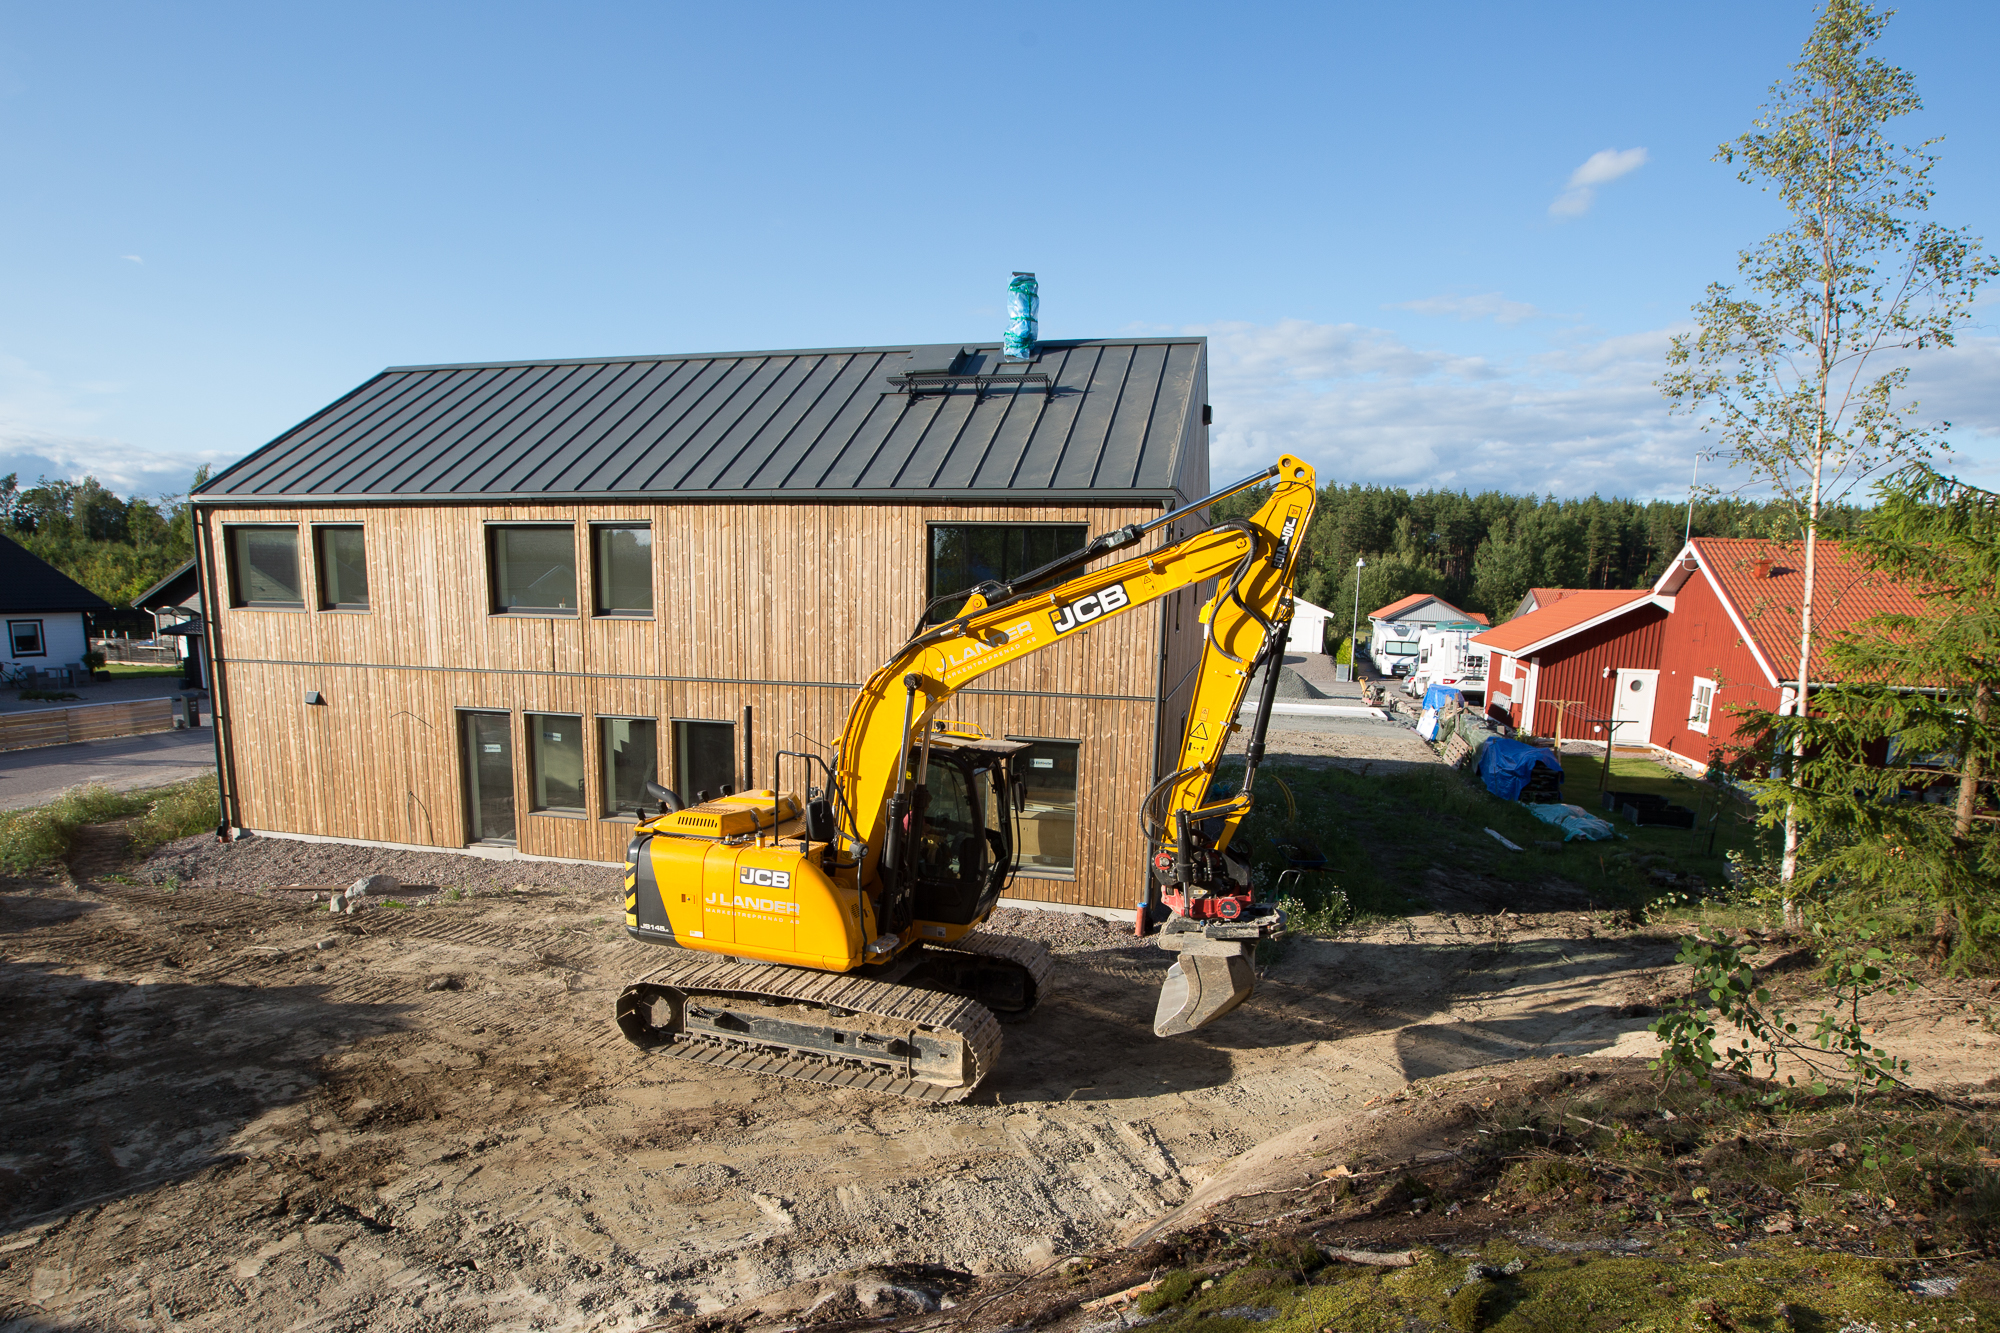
[1404,622,1489,702]
[1368,625,1421,679]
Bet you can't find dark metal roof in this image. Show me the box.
[198,339,1207,506]
[133,559,199,611]
[0,534,112,613]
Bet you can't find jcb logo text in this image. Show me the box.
[738,867,792,890]
[1050,582,1130,635]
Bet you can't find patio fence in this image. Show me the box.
[0,698,177,753]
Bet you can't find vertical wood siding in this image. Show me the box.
[1524,607,1670,738]
[1651,567,1781,765]
[209,499,1188,909]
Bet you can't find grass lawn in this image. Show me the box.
[103,663,184,678]
[1217,747,1775,930]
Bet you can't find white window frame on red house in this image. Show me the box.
[1689,677,1715,734]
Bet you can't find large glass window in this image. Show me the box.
[592,524,653,616]
[315,525,370,609]
[488,525,578,614]
[673,719,736,804]
[460,711,515,843]
[8,620,45,658]
[927,523,1087,623]
[227,526,303,608]
[527,713,585,813]
[1008,736,1079,876]
[600,717,659,818]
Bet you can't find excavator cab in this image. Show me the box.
[904,735,1025,927]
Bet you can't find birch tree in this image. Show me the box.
[1661,0,1996,886]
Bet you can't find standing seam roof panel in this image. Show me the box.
[197,339,1206,500]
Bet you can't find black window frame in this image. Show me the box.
[671,717,737,805]
[589,522,654,618]
[525,711,587,816]
[313,523,371,611]
[598,714,661,821]
[486,523,580,617]
[1005,734,1082,880]
[224,524,306,610]
[8,619,46,658]
[924,522,1088,625]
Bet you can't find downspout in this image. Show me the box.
[193,502,239,837]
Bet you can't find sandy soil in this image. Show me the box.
[5,739,1996,1330]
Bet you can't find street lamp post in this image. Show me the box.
[1348,557,1366,678]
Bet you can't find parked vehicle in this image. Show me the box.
[1403,622,1489,702]
[1368,628,1420,679]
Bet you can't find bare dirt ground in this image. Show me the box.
[5,750,1997,1330]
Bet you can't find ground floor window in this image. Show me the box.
[527,713,585,813]
[8,620,45,658]
[601,717,659,819]
[1007,736,1080,876]
[459,711,516,843]
[673,719,736,804]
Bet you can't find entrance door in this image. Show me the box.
[1611,669,1659,747]
[461,711,516,843]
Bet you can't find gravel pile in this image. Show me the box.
[135,832,617,901]
[132,835,1140,953]
[984,905,1134,953]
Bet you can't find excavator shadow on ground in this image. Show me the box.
[1013,928,1679,1104]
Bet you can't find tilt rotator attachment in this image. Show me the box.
[1149,628,1291,1038]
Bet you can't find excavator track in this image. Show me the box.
[615,954,1003,1103]
[909,931,1056,1023]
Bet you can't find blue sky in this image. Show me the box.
[2,1,1996,506]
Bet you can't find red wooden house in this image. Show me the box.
[1474,538,1925,770]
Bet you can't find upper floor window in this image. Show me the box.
[489,525,577,615]
[1689,678,1715,734]
[315,525,370,610]
[927,523,1087,624]
[592,524,653,616]
[227,526,303,608]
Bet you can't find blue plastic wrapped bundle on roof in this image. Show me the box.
[1478,736,1563,801]
[1005,272,1038,360]
[1421,684,1463,711]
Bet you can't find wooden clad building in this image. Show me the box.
[192,339,1216,913]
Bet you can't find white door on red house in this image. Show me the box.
[1612,669,1659,746]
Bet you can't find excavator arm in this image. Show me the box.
[829,456,1318,1032]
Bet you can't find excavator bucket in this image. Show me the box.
[1152,944,1256,1037]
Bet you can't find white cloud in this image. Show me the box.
[121,254,142,263]
[0,354,215,495]
[1549,147,1649,219]
[1191,317,2000,500]
[1389,292,1545,326]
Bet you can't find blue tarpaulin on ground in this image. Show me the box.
[1478,736,1563,801]
[1421,685,1464,711]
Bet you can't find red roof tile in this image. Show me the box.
[1472,590,1651,655]
[1673,538,1928,685]
[1529,587,1586,608]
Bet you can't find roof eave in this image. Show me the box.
[192,486,1188,509]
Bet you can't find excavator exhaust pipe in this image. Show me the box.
[1152,940,1256,1037]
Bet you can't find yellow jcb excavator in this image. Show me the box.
[614,456,1317,1101]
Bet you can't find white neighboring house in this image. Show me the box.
[1286,597,1333,656]
[1365,592,1487,679]
[0,534,110,680]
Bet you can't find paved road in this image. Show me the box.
[0,722,218,811]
